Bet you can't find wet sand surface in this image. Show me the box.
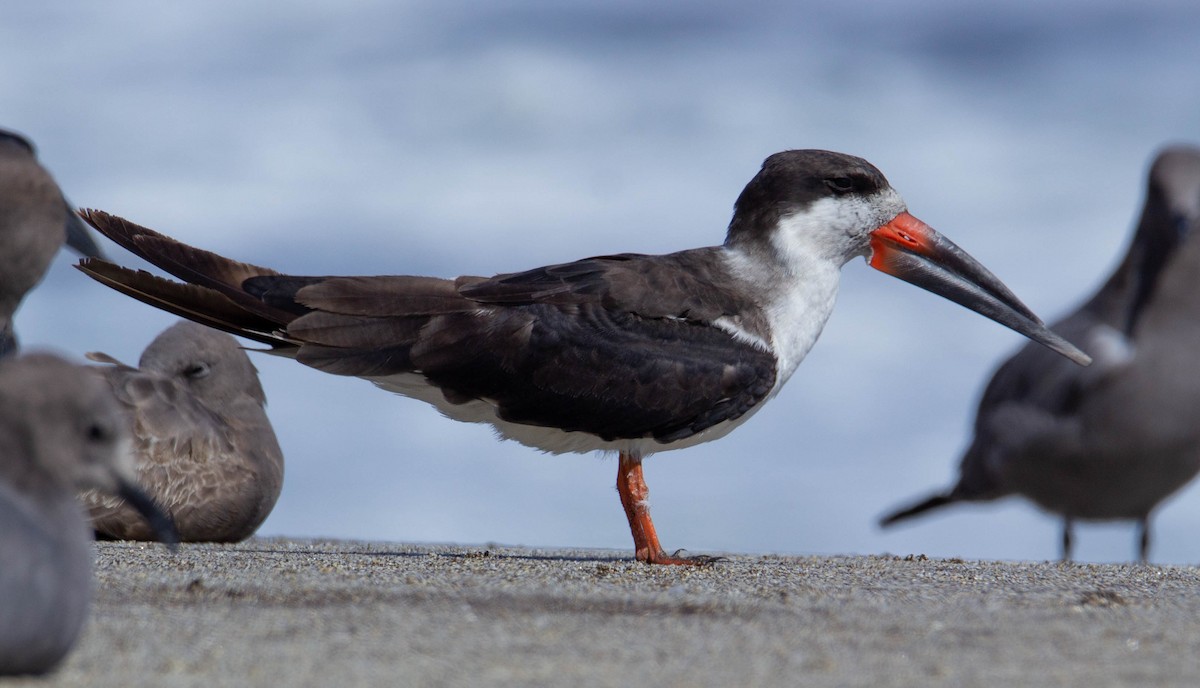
[13,539,1200,687]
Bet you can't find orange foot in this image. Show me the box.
[639,548,725,566]
[617,451,725,566]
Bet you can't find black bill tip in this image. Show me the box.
[116,479,180,551]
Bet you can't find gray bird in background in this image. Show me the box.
[83,321,284,543]
[880,145,1200,562]
[0,354,177,676]
[0,128,105,357]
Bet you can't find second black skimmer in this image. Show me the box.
[880,145,1200,562]
[76,149,1089,564]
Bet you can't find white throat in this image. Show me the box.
[722,241,842,397]
[721,188,906,396]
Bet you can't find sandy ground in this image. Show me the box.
[10,538,1200,687]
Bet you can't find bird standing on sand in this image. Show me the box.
[76,149,1088,564]
[880,145,1200,562]
[0,128,104,357]
[0,354,177,676]
[83,320,284,543]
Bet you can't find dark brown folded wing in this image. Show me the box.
[286,251,777,443]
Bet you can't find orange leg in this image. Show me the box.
[616,451,716,566]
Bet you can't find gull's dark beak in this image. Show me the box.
[65,207,106,259]
[115,479,180,551]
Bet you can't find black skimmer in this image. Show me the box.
[0,128,105,357]
[83,321,284,543]
[880,145,1200,562]
[76,149,1089,564]
[0,354,177,676]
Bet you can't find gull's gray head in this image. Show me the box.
[0,353,134,493]
[139,321,267,407]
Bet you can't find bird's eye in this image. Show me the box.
[824,177,855,194]
[184,362,211,380]
[86,423,109,442]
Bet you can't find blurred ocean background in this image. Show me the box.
[4,1,1200,563]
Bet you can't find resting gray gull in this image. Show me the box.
[83,320,284,543]
[0,353,177,675]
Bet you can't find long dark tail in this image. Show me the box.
[878,492,959,527]
[75,209,300,349]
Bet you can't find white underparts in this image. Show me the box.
[366,371,762,457]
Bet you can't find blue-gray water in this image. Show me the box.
[5,1,1200,563]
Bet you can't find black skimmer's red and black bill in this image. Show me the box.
[880,145,1200,563]
[0,128,105,357]
[76,149,1089,565]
